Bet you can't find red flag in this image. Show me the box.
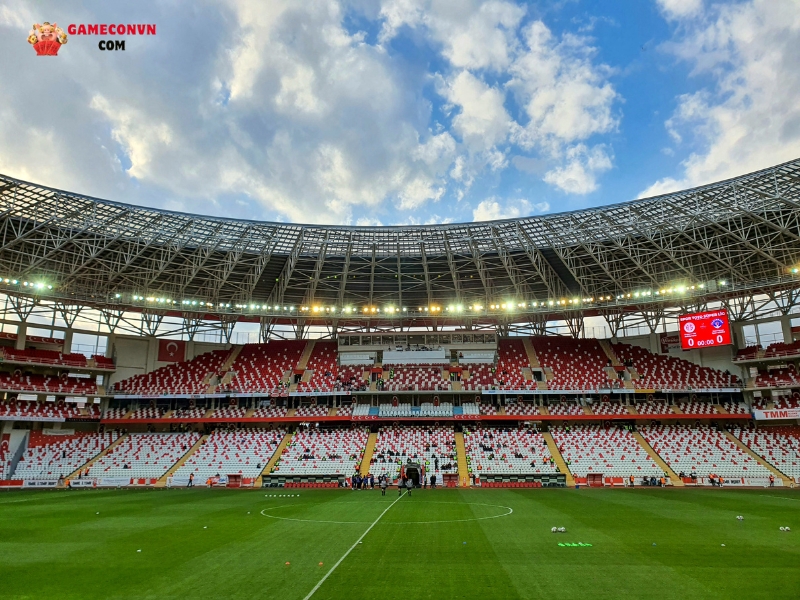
[158,339,186,362]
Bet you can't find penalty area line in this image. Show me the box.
[303,492,406,600]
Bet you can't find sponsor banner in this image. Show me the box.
[22,480,58,488]
[754,408,800,421]
[96,477,133,487]
[659,333,681,353]
[42,428,75,435]
[289,391,351,396]
[69,479,98,488]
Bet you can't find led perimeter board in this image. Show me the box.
[678,309,732,350]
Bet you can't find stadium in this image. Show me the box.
[0,160,799,598]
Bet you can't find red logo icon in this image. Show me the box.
[28,22,68,56]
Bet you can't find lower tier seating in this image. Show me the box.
[88,432,201,479]
[13,431,120,480]
[173,428,285,481]
[550,425,662,479]
[733,427,800,479]
[370,426,456,481]
[463,427,556,475]
[640,425,772,479]
[273,428,369,476]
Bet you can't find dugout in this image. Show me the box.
[400,462,424,487]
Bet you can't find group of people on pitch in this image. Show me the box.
[351,473,440,496]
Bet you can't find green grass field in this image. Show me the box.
[1,487,798,599]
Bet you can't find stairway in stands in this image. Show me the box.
[631,431,683,486]
[359,433,378,476]
[156,434,209,487]
[255,432,294,486]
[542,432,575,487]
[454,432,470,487]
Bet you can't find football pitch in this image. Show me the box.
[0,488,798,599]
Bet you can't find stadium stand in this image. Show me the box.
[13,430,120,480]
[104,407,129,419]
[461,402,480,416]
[480,404,497,416]
[0,374,97,395]
[295,405,329,417]
[167,407,206,419]
[352,404,371,417]
[128,407,163,419]
[505,403,539,416]
[335,366,368,392]
[336,404,354,416]
[640,425,773,480]
[296,341,337,392]
[721,401,749,415]
[677,400,718,415]
[113,350,230,395]
[530,337,610,391]
[379,402,413,418]
[461,363,494,390]
[173,428,285,481]
[550,425,662,479]
[463,427,556,475]
[419,402,453,417]
[547,401,584,416]
[252,406,288,418]
[88,432,201,479]
[382,364,449,391]
[211,406,247,419]
[733,427,800,480]
[227,341,305,394]
[591,400,628,415]
[633,399,673,415]
[753,366,800,388]
[0,400,86,420]
[494,339,532,390]
[1,348,89,368]
[370,425,456,480]
[273,428,369,476]
[764,341,800,359]
[611,342,738,389]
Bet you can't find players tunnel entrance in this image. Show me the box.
[402,462,423,487]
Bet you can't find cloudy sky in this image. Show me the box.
[1,0,799,226]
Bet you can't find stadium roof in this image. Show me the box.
[0,159,799,321]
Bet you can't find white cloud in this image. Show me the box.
[656,0,703,20]
[643,0,800,197]
[472,196,548,221]
[543,144,613,194]
[440,70,511,151]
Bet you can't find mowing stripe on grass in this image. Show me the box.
[303,492,406,600]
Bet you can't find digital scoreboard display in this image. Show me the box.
[678,309,732,350]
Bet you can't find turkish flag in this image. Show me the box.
[158,339,186,362]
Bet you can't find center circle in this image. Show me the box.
[259,501,513,525]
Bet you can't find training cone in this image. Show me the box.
[319,562,323,566]
[285,561,290,565]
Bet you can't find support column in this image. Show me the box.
[62,329,74,354]
[15,323,26,350]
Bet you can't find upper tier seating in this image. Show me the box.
[591,401,628,415]
[382,364,448,391]
[505,403,540,416]
[378,402,413,418]
[772,396,800,409]
[370,426,456,480]
[104,407,129,419]
[677,401,718,415]
[419,402,453,417]
[273,428,369,476]
[296,342,337,392]
[0,373,97,395]
[494,339,533,390]
[88,432,201,479]
[612,342,739,389]
[633,399,674,415]
[480,404,497,416]
[640,425,772,479]
[92,355,116,369]
[531,337,610,391]
[295,405,329,417]
[211,406,247,419]
[551,425,662,478]
[764,341,800,359]
[168,407,206,419]
[252,406,288,418]
[547,401,584,416]
[128,407,163,419]
[227,341,305,394]
[734,346,761,361]
[113,350,229,395]
[754,366,800,388]
[337,404,354,416]
[335,366,368,392]
[733,426,800,479]
[13,431,120,480]
[173,429,285,481]
[2,348,88,368]
[721,401,749,415]
[0,400,87,420]
[462,363,494,391]
[463,427,556,475]
[352,404,370,417]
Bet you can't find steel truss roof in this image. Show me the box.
[0,159,799,318]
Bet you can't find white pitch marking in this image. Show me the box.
[302,493,406,600]
[758,495,800,502]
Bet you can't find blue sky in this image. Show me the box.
[1,0,799,225]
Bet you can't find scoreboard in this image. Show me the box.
[678,309,732,350]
